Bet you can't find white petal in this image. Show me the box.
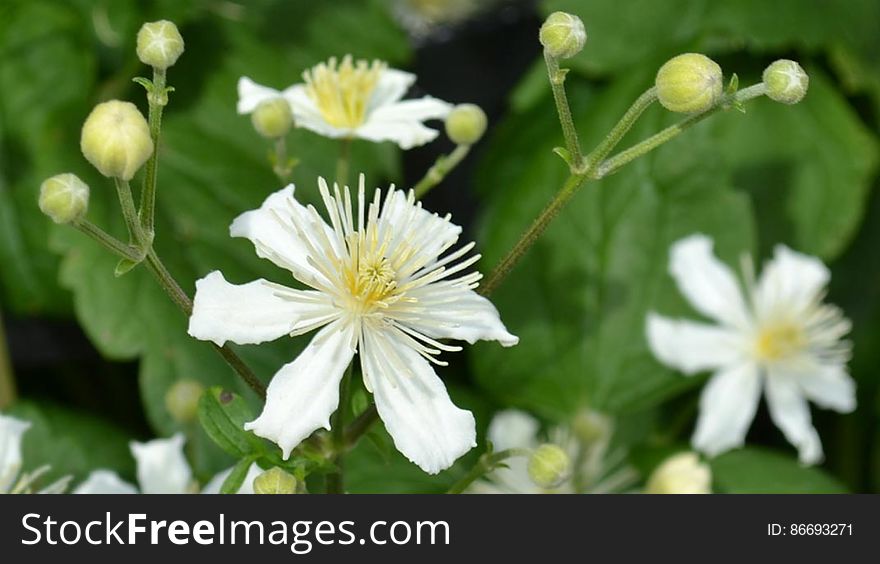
[645,313,744,375]
[356,97,453,149]
[245,320,357,459]
[368,68,416,110]
[282,84,353,139]
[487,410,539,451]
[237,76,283,114]
[380,190,462,267]
[201,462,262,494]
[73,470,138,494]
[396,283,518,347]
[765,373,824,464]
[130,434,193,494]
[230,184,336,288]
[188,271,333,347]
[668,234,750,329]
[692,363,761,457]
[798,364,856,413]
[0,414,30,493]
[361,327,476,474]
[755,245,830,314]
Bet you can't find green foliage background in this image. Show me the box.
[0,0,878,492]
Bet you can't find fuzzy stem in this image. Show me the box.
[412,144,471,199]
[139,67,167,238]
[327,363,354,493]
[544,51,583,170]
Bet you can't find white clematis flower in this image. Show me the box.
[238,55,452,149]
[74,434,260,494]
[644,451,712,494]
[0,414,70,494]
[646,234,855,464]
[187,175,517,474]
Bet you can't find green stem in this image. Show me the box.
[583,87,658,171]
[114,178,150,249]
[446,448,530,494]
[336,137,352,187]
[139,67,167,238]
[73,219,144,261]
[272,136,290,182]
[480,173,587,296]
[142,249,267,399]
[413,144,471,199]
[0,309,15,409]
[327,363,354,493]
[343,403,378,449]
[544,50,583,170]
[594,83,767,179]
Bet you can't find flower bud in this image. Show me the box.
[645,452,712,494]
[762,59,809,105]
[253,467,298,494]
[527,443,571,489]
[655,53,723,113]
[164,380,205,424]
[571,409,611,445]
[80,101,154,181]
[539,12,586,59]
[250,98,293,139]
[445,103,487,145]
[39,173,89,224]
[137,20,185,69]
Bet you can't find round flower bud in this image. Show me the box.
[527,443,571,489]
[645,452,712,494]
[250,98,293,139]
[762,59,809,105]
[571,409,611,445]
[39,173,89,224]
[164,380,205,424]
[539,12,586,59]
[80,100,154,181]
[445,103,487,145]
[655,53,723,113]
[253,467,298,494]
[136,20,185,69]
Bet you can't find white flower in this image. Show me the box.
[74,434,260,494]
[646,234,855,464]
[644,452,712,494]
[237,55,452,149]
[187,175,517,474]
[1,413,69,494]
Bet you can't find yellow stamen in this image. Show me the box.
[303,55,385,129]
[754,321,804,361]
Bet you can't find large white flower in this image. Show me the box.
[238,55,452,149]
[187,175,517,474]
[0,413,69,494]
[646,234,855,464]
[74,434,260,494]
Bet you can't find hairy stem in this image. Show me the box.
[544,51,583,169]
[446,448,531,494]
[412,144,471,199]
[138,67,167,238]
[327,363,354,493]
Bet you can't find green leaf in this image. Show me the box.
[197,387,262,458]
[472,73,755,418]
[220,456,258,494]
[711,448,848,493]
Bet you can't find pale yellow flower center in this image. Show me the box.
[303,55,385,129]
[754,320,804,361]
[340,229,404,314]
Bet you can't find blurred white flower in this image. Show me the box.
[644,451,712,494]
[188,175,517,474]
[74,434,260,494]
[646,234,855,464]
[237,55,451,149]
[0,413,69,494]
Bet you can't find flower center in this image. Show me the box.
[303,55,385,129]
[754,320,804,361]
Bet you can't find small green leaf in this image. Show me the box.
[132,76,153,92]
[220,456,258,494]
[114,258,139,277]
[197,387,263,458]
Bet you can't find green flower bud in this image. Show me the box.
[164,380,205,424]
[39,173,89,224]
[253,467,298,494]
[250,98,293,139]
[137,20,185,70]
[80,100,154,181]
[571,409,611,445]
[445,103,487,145]
[763,59,809,105]
[655,53,723,113]
[539,12,586,59]
[527,443,571,489]
[645,452,711,494]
